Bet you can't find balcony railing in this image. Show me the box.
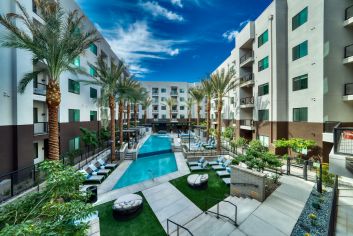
[240,97,254,105]
[170,91,178,96]
[324,121,340,133]
[34,122,48,135]
[344,44,353,58]
[334,126,353,156]
[152,92,159,96]
[240,51,254,64]
[33,82,47,96]
[152,110,159,113]
[344,83,353,95]
[239,73,254,84]
[345,5,353,20]
[172,110,178,113]
[240,119,254,126]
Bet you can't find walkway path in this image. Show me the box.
[335,186,353,236]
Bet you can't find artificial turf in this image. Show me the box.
[94,192,166,236]
[170,169,230,211]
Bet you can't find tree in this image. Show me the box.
[189,87,204,126]
[80,127,98,151]
[164,98,177,120]
[0,0,99,160]
[210,67,236,152]
[141,96,152,124]
[129,85,147,127]
[185,98,194,124]
[201,77,214,141]
[0,161,93,235]
[274,138,316,158]
[80,56,126,161]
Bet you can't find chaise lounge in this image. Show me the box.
[79,169,105,184]
[190,161,209,171]
[212,159,231,171]
[187,157,205,166]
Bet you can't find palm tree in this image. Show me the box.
[201,77,214,142]
[141,96,152,124]
[0,0,99,160]
[130,86,148,127]
[80,56,126,161]
[185,98,194,124]
[189,87,204,126]
[210,67,236,152]
[164,98,177,120]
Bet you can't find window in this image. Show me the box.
[89,43,98,55]
[293,74,308,91]
[258,56,269,71]
[293,107,308,122]
[68,109,80,122]
[180,97,185,102]
[258,109,269,121]
[292,41,308,61]
[179,89,185,93]
[161,97,167,102]
[73,57,80,68]
[258,30,268,48]
[292,7,308,30]
[153,114,158,119]
[259,136,269,147]
[161,88,166,93]
[69,137,80,151]
[89,65,97,77]
[258,83,269,96]
[90,87,97,98]
[68,79,80,94]
[180,114,185,119]
[152,88,158,94]
[162,114,166,119]
[180,106,185,110]
[90,111,97,121]
[161,106,166,110]
[33,143,38,159]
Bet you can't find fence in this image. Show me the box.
[334,127,353,156]
[327,175,339,235]
[240,51,254,64]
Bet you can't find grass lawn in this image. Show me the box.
[170,169,230,211]
[94,192,166,236]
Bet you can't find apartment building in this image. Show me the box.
[140,81,205,122]
[213,0,353,164]
[0,0,123,174]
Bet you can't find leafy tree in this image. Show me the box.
[235,137,248,154]
[0,161,93,235]
[80,127,98,149]
[223,127,234,141]
[189,87,204,125]
[0,0,99,160]
[274,138,316,158]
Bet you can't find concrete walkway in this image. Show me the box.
[336,187,353,236]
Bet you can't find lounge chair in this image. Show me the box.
[216,167,231,177]
[187,157,205,166]
[209,156,225,166]
[98,159,118,170]
[222,178,231,185]
[89,164,111,176]
[190,161,209,171]
[187,174,208,188]
[212,159,231,171]
[79,169,105,184]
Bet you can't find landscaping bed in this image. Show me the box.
[291,187,333,236]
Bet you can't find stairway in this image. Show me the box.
[125,152,134,160]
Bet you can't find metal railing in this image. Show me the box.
[240,97,254,105]
[204,196,238,226]
[324,121,340,133]
[33,122,48,135]
[345,5,353,20]
[240,119,253,127]
[170,91,178,96]
[167,219,193,236]
[344,83,353,95]
[240,51,254,64]
[344,44,353,58]
[327,175,338,235]
[334,126,353,156]
[239,73,254,85]
[33,82,47,96]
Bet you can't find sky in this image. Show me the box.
[77,0,272,82]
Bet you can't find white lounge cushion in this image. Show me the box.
[113,194,143,211]
[187,174,208,186]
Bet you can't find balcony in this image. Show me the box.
[240,119,255,130]
[239,52,254,68]
[344,5,353,27]
[34,122,48,135]
[152,100,159,105]
[172,110,178,113]
[343,44,353,64]
[33,82,47,96]
[152,110,159,113]
[342,83,353,101]
[170,91,178,96]
[152,92,159,96]
[239,73,254,88]
[240,97,254,108]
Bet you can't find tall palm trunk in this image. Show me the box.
[109,95,116,161]
[206,98,211,142]
[134,103,138,127]
[217,95,222,153]
[197,104,200,126]
[127,102,131,141]
[118,100,124,146]
[188,111,191,124]
[144,110,147,124]
[46,80,61,160]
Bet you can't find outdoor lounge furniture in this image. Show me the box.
[187,174,208,188]
[190,161,209,171]
[222,178,231,185]
[187,157,205,166]
[216,167,231,177]
[209,156,225,166]
[79,169,105,184]
[98,159,118,170]
[212,159,231,171]
[112,194,143,220]
[88,164,111,176]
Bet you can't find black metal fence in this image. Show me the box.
[334,127,353,156]
[239,73,254,84]
[240,51,254,64]
[240,97,254,106]
[327,175,339,236]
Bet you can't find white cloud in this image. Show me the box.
[140,1,184,22]
[102,21,183,77]
[171,0,183,8]
[222,30,238,42]
[239,19,250,28]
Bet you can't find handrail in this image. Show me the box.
[327,175,339,235]
[240,51,254,64]
[240,73,254,84]
[204,196,238,226]
[240,97,254,105]
[167,219,193,236]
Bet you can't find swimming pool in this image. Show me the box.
[113,135,178,189]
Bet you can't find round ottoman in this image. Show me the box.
[112,194,143,220]
[187,174,209,189]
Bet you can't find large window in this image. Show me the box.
[90,87,97,98]
[69,137,80,151]
[89,65,97,77]
[161,106,166,110]
[293,107,308,122]
[258,83,269,96]
[33,143,38,159]
[258,109,269,121]
[68,109,80,122]
[161,88,166,93]
[180,106,185,110]
[179,89,185,93]
[258,30,268,48]
[293,74,308,91]
[293,41,308,61]
[161,97,167,102]
[180,97,185,102]
[89,43,98,55]
[68,79,80,94]
[90,111,97,121]
[258,56,269,71]
[292,7,308,30]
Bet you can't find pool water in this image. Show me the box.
[113,135,178,189]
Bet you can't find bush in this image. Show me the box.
[322,163,335,187]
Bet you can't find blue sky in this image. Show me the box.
[77,0,272,82]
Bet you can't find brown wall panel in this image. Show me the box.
[0,126,15,174]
